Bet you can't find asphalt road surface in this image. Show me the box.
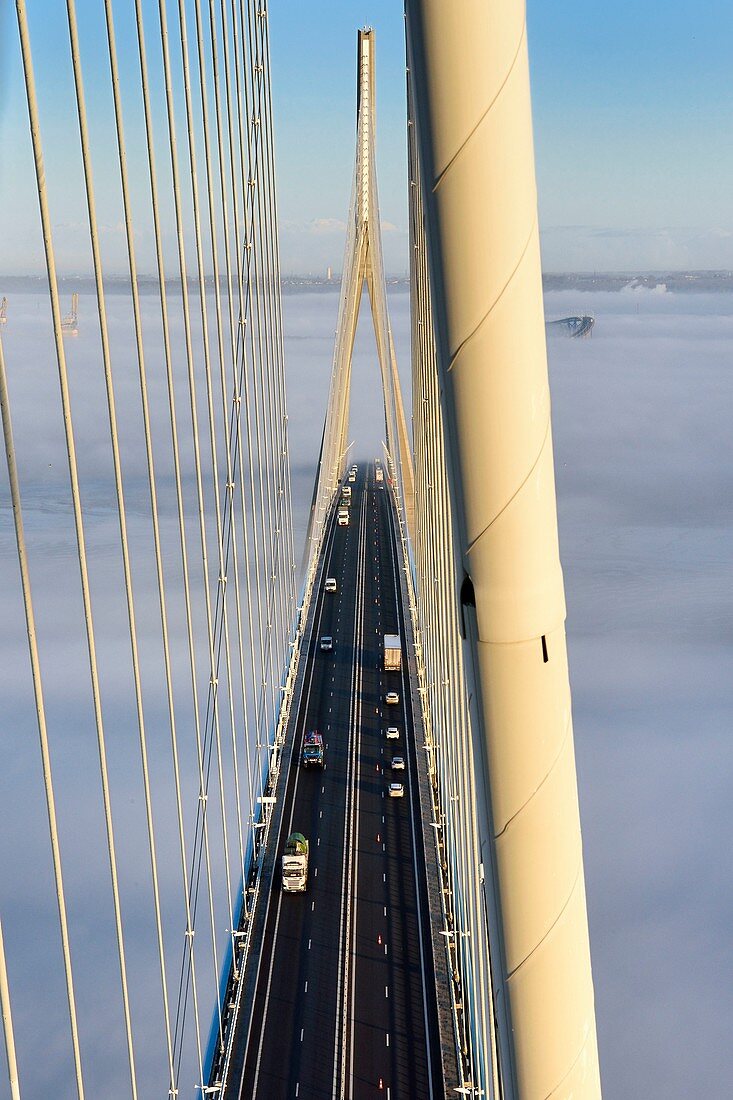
[227,464,443,1098]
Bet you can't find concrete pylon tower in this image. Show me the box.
[317,29,415,539]
[406,4,602,1097]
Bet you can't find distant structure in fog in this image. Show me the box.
[0,297,7,325]
[546,314,595,338]
[61,293,78,336]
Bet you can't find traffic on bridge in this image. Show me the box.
[220,464,444,1097]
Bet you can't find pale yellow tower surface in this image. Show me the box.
[406,3,602,1097]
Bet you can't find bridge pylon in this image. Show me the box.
[406,4,602,1098]
[308,29,414,571]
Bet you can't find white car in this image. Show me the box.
[385,726,400,741]
[384,691,400,705]
[320,636,334,652]
[388,783,404,799]
[325,577,337,593]
[391,756,405,771]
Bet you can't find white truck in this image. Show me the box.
[281,832,309,892]
[384,633,401,673]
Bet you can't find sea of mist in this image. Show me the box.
[0,280,731,1097]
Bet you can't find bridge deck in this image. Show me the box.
[222,464,446,1098]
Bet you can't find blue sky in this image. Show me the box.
[1,1,732,272]
[269,0,733,271]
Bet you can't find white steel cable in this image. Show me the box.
[131,0,207,1081]
[66,1,179,1090]
[189,0,241,956]
[155,0,227,1066]
[250,7,292,665]
[205,0,250,891]
[234,3,274,772]
[15,4,138,1093]
[219,52,266,838]
[0,919,21,1100]
[0,334,84,1100]
[258,9,297,615]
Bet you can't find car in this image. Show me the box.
[388,782,404,798]
[320,636,334,652]
[385,726,400,740]
[391,756,405,771]
[384,691,400,705]
[325,577,337,593]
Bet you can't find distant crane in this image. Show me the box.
[546,314,595,338]
[0,297,7,325]
[61,293,79,336]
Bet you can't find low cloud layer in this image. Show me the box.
[0,285,730,1096]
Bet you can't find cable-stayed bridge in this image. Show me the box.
[0,5,601,1099]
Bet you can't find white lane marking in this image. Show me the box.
[386,487,437,1099]
[247,509,341,1095]
[333,488,368,1100]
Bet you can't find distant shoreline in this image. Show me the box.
[1,270,732,294]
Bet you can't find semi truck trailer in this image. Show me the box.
[383,633,401,672]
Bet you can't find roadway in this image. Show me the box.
[225,463,443,1098]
